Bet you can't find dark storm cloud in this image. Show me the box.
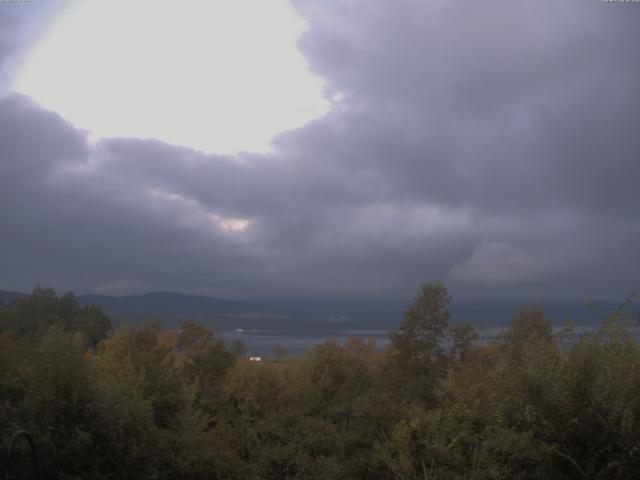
[0,99,254,296]
[1,0,638,299]
[291,0,640,215]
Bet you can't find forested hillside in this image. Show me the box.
[1,285,639,479]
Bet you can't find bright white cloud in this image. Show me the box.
[145,187,252,234]
[12,0,328,154]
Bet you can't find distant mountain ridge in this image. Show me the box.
[2,288,636,331]
[75,292,406,330]
[0,289,27,303]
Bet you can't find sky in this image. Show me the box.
[0,0,638,301]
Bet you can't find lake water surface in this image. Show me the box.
[221,323,640,358]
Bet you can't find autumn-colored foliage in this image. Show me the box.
[1,285,639,479]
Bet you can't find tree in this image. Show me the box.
[387,282,452,403]
[16,325,99,478]
[74,304,112,348]
[390,282,452,366]
[0,287,112,345]
[502,307,552,364]
[449,323,479,363]
[177,320,235,413]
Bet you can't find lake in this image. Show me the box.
[220,323,640,358]
[221,329,391,357]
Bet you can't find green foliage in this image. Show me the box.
[387,282,453,404]
[2,286,640,479]
[390,282,452,362]
[1,326,98,479]
[449,323,480,363]
[177,320,236,414]
[0,287,111,344]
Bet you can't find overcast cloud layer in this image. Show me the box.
[1,0,639,301]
